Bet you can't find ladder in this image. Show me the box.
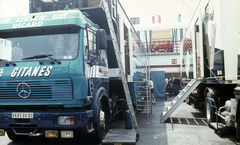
[160,79,202,123]
[102,0,139,134]
[134,81,152,114]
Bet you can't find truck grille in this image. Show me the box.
[0,79,73,100]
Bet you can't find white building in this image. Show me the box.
[120,0,199,78]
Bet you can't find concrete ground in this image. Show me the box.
[1,96,240,145]
[135,97,240,145]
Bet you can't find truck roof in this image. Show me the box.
[0,10,94,31]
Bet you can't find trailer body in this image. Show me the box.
[180,0,240,136]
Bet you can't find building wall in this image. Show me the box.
[119,0,199,78]
[119,0,200,30]
[147,53,181,78]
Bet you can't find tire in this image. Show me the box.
[7,130,28,141]
[93,101,106,143]
[205,91,216,127]
[236,102,240,138]
[188,96,192,105]
[237,117,240,138]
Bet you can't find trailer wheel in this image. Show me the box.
[205,91,216,127]
[7,130,28,141]
[136,132,139,141]
[93,101,106,143]
[236,101,240,138]
[219,130,225,137]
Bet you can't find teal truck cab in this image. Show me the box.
[0,9,110,143]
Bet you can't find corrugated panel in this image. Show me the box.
[0,79,73,100]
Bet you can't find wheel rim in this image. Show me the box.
[100,109,105,130]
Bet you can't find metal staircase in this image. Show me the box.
[102,0,139,134]
[134,81,152,114]
[160,79,202,123]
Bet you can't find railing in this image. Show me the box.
[143,40,182,53]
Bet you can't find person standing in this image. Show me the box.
[148,77,156,104]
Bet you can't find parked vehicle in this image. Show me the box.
[0,0,146,143]
[181,0,240,137]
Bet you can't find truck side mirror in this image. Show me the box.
[98,29,107,50]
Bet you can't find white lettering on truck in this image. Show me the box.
[12,15,46,28]
[0,68,4,76]
[0,18,12,24]
[15,15,46,22]
[11,13,68,29]
[53,13,68,19]
[11,66,53,78]
[12,22,43,28]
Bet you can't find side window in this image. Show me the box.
[88,29,97,56]
[100,49,108,67]
[83,28,97,61]
[84,29,88,61]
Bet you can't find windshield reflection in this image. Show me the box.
[0,26,79,62]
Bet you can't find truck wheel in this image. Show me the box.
[205,92,216,127]
[136,132,140,141]
[236,101,240,138]
[93,102,106,143]
[7,130,28,141]
[237,116,240,138]
[219,130,225,137]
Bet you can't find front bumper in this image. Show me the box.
[0,110,93,130]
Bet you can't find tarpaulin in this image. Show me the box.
[151,71,166,100]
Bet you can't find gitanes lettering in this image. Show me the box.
[11,66,53,78]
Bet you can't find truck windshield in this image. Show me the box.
[0,25,80,62]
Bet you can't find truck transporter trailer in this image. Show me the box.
[0,0,147,143]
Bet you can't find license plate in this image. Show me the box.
[12,112,34,119]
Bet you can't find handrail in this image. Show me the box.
[142,40,184,53]
[206,97,219,129]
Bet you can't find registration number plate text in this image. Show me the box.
[12,112,34,119]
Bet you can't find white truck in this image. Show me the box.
[181,0,240,136]
[160,0,240,137]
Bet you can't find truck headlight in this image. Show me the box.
[0,129,5,136]
[45,130,58,138]
[58,116,75,125]
[61,131,74,138]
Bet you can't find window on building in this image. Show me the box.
[158,15,161,23]
[137,31,140,38]
[178,14,181,22]
[130,17,140,25]
[152,16,155,24]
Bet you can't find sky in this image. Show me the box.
[0,0,199,18]
[0,0,29,17]
[119,0,199,17]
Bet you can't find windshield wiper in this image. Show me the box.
[0,59,16,66]
[22,54,61,64]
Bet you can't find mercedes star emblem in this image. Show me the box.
[16,83,31,99]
